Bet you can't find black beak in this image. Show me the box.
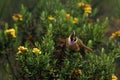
[70,31,76,41]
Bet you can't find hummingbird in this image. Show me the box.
[55,31,93,66]
[66,31,93,56]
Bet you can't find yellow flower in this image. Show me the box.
[110,32,116,39]
[73,18,78,24]
[78,2,92,16]
[83,4,92,16]
[48,15,55,21]
[32,48,41,54]
[110,30,120,39]
[78,2,85,7]
[12,14,23,21]
[112,74,118,80]
[115,30,120,37]
[5,28,16,38]
[66,13,71,20]
[84,7,92,13]
[84,4,92,14]
[17,46,28,54]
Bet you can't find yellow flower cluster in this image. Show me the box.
[78,2,85,7]
[73,18,79,24]
[66,13,71,20]
[112,74,118,80]
[17,46,42,55]
[12,14,23,21]
[66,13,79,24]
[110,30,120,39]
[32,48,42,54]
[78,2,92,16]
[17,46,28,54]
[5,28,16,38]
[84,4,92,15]
[48,15,55,21]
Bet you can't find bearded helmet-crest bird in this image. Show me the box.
[66,31,93,56]
[55,31,93,66]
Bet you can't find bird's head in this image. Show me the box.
[68,31,78,45]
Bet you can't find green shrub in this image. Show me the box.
[0,0,120,80]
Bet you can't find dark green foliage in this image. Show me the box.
[0,0,120,80]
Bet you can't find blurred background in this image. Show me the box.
[0,0,120,33]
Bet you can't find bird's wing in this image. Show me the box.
[77,39,93,53]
